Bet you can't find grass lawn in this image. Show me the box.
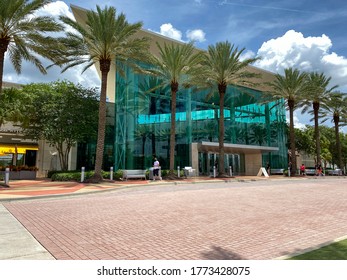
[289,239,347,260]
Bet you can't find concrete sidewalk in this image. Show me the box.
[0,204,54,260]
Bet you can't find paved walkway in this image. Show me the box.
[0,177,255,201]
[1,176,347,260]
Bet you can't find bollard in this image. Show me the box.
[213,166,216,178]
[110,166,113,180]
[81,166,85,182]
[229,166,233,177]
[5,167,9,185]
[178,166,180,178]
[288,166,291,177]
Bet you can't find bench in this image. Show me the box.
[270,168,284,175]
[122,170,146,181]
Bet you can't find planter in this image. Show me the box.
[0,170,37,180]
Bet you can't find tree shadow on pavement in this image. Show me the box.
[201,245,245,260]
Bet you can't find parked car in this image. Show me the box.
[327,169,342,176]
[305,167,316,176]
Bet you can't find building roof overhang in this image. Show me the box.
[198,141,279,154]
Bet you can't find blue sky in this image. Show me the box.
[4,0,347,128]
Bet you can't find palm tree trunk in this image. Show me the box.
[169,82,178,174]
[151,133,156,155]
[142,135,146,168]
[0,43,8,94]
[218,83,226,176]
[334,115,342,169]
[91,59,110,182]
[288,100,296,175]
[313,102,321,165]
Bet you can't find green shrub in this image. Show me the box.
[47,170,76,178]
[114,169,123,180]
[51,172,81,181]
[160,169,184,177]
[50,169,124,181]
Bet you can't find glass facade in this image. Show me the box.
[77,61,287,173]
[98,61,288,173]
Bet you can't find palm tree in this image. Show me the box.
[301,72,338,166]
[57,5,150,182]
[0,0,63,93]
[268,68,309,175]
[321,92,347,169]
[199,41,259,176]
[148,42,204,175]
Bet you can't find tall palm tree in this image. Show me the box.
[321,92,347,169]
[199,41,259,176]
[57,5,150,182]
[149,42,204,175]
[0,0,63,93]
[301,72,338,165]
[268,68,309,175]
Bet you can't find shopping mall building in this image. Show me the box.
[72,6,288,176]
[0,6,288,177]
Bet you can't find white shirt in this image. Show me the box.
[154,160,160,169]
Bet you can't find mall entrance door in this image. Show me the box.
[198,152,241,176]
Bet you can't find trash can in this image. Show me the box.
[149,167,161,180]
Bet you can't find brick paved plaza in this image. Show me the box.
[3,177,347,260]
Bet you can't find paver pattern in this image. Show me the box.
[3,177,347,260]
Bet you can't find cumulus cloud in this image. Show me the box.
[154,23,207,44]
[186,29,206,42]
[159,23,183,41]
[239,50,256,61]
[291,112,307,130]
[35,0,73,18]
[254,30,347,91]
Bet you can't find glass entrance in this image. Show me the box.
[198,152,242,176]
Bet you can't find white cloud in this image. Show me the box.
[186,29,206,42]
[254,30,347,91]
[285,111,306,130]
[35,1,74,18]
[159,23,183,41]
[153,23,207,44]
[239,50,256,61]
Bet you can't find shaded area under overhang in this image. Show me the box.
[197,141,279,154]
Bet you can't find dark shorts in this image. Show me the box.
[153,168,159,176]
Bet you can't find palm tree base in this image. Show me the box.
[166,173,184,180]
[85,174,103,183]
[216,173,233,178]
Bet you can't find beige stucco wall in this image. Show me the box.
[190,143,199,176]
[245,153,262,175]
[36,140,78,177]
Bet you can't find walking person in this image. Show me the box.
[266,162,271,176]
[300,163,306,176]
[153,158,162,180]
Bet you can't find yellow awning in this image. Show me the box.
[0,145,39,154]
